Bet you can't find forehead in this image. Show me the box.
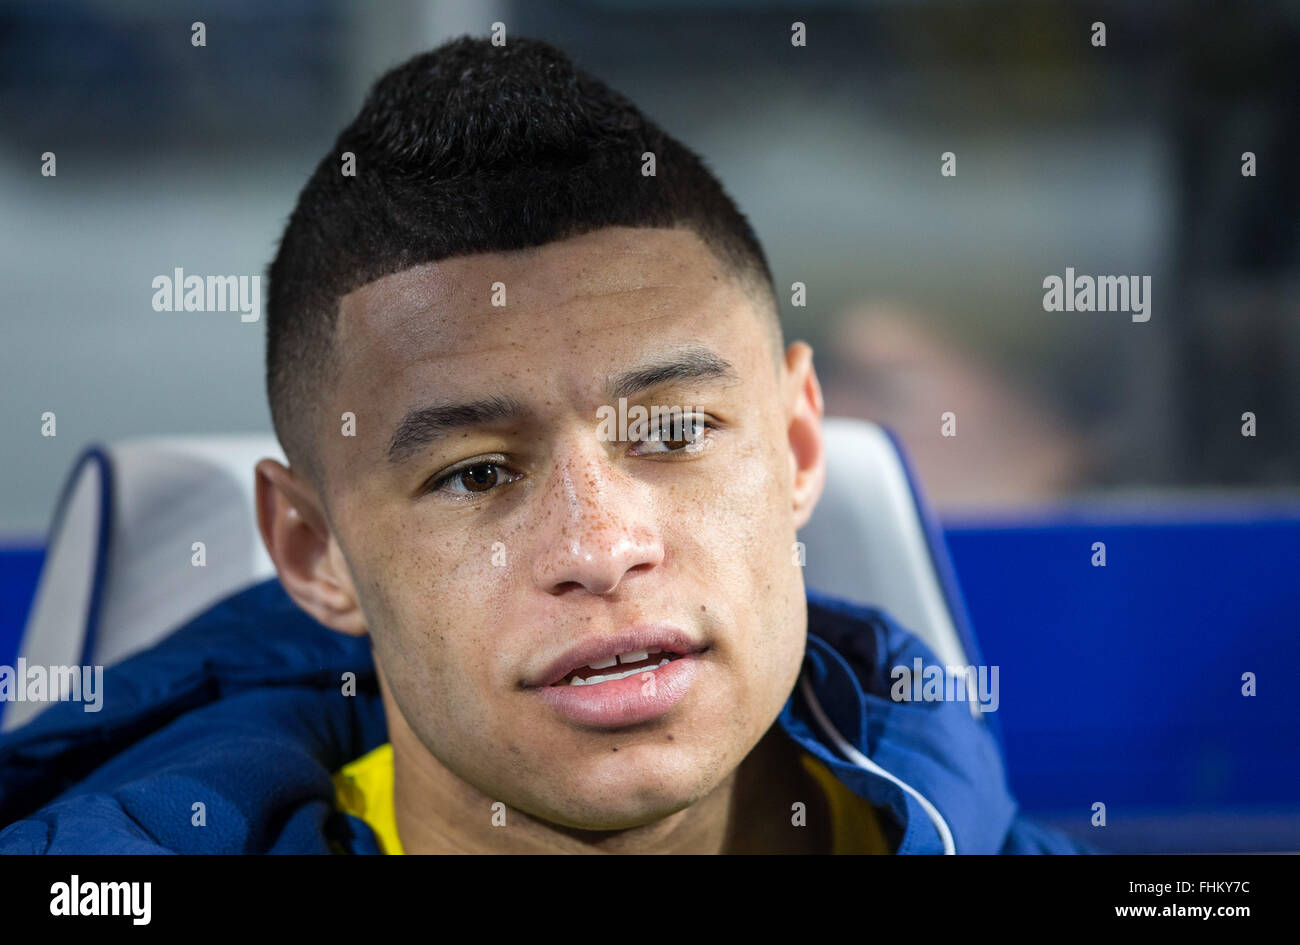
[333,226,765,393]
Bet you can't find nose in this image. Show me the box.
[532,447,665,596]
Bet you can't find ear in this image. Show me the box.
[254,458,367,636]
[783,341,827,531]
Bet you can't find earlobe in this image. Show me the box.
[254,458,367,636]
[784,343,827,531]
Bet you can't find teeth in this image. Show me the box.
[618,650,649,664]
[587,655,618,669]
[569,665,650,686]
[567,656,676,686]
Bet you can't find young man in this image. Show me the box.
[0,36,1089,854]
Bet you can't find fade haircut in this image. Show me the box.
[266,35,780,489]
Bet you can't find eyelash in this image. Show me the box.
[427,455,517,500]
[424,418,719,499]
[625,415,717,456]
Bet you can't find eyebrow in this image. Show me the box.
[387,395,527,465]
[607,346,739,400]
[386,346,739,465]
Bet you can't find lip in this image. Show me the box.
[535,653,699,728]
[528,624,705,689]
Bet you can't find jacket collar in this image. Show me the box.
[782,589,1019,854]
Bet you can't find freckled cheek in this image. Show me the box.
[691,447,787,562]
[706,451,798,656]
[355,513,503,679]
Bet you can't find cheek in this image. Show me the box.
[720,438,805,679]
[350,509,512,700]
[672,434,803,672]
[689,433,794,583]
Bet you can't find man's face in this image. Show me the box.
[316,226,820,829]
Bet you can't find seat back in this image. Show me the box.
[797,419,985,711]
[4,437,282,730]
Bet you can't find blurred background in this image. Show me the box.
[1,0,1297,851]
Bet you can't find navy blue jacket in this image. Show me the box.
[0,578,1092,853]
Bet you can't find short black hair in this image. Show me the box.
[266,35,779,487]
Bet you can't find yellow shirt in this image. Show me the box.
[333,742,890,854]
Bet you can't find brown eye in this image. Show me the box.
[458,463,500,492]
[631,417,713,456]
[429,457,520,499]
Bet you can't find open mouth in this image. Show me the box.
[553,648,684,687]
[534,635,703,727]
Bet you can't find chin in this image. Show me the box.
[536,793,698,833]
[527,753,719,831]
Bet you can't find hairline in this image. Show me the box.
[285,227,782,498]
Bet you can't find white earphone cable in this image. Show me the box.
[799,671,957,855]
